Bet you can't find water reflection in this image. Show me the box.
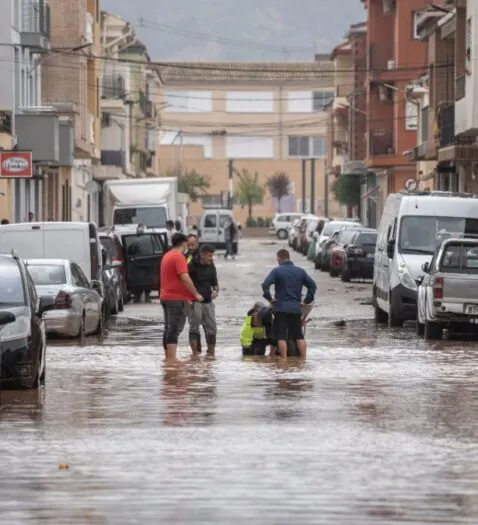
[0,388,44,422]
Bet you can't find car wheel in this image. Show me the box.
[277,229,288,240]
[118,291,125,312]
[341,270,351,282]
[94,308,104,336]
[388,292,403,328]
[416,311,424,337]
[424,320,442,340]
[374,288,388,324]
[329,266,338,277]
[111,290,119,315]
[39,344,46,385]
[78,313,86,343]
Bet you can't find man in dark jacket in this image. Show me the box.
[261,249,316,360]
[188,244,219,355]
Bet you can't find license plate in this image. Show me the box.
[468,306,478,315]
[367,253,374,259]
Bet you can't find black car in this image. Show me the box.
[340,228,378,282]
[0,253,55,389]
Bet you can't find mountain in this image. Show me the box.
[101,0,365,61]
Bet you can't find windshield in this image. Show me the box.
[28,264,67,285]
[322,222,360,236]
[399,216,478,255]
[307,220,318,232]
[0,263,25,305]
[113,207,168,228]
[357,232,377,245]
[440,242,478,273]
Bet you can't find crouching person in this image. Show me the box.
[241,302,276,356]
[188,244,219,356]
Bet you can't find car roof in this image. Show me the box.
[356,228,378,233]
[0,254,18,265]
[25,258,69,265]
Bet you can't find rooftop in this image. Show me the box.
[156,61,334,83]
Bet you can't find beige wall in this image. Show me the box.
[157,144,340,225]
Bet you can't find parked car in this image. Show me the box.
[329,228,377,280]
[300,217,327,255]
[320,230,343,272]
[288,218,302,248]
[0,253,55,389]
[270,212,304,240]
[99,231,127,306]
[416,237,478,340]
[315,220,362,270]
[99,246,122,318]
[26,258,104,339]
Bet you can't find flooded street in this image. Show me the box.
[2,238,478,524]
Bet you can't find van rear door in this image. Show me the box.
[122,233,167,294]
[439,241,478,314]
[200,211,219,245]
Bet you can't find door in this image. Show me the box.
[219,213,233,246]
[201,212,219,244]
[122,233,166,293]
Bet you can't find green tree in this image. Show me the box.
[234,169,265,219]
[167,168,211,202]
[331,174,361,217]
[266,171,290,213]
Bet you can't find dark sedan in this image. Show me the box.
[0,253,55,389]
[338,229,377,281]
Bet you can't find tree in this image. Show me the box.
[331,174,361,217]
[267,171,291,213]
[167,168,211,202]
[234,169,265,219]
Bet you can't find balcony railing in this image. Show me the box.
[439,103,455,147]
[369,129,394,156]
[21,0,51,50]
[456,75,466,101]
[102,75,127,99]
[101,150,125,168]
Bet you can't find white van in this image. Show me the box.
[198,209,237,250]
[0,222,102,283]
[374,192,478,327]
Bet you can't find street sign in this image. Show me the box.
[0,151,33,178]
[404,177,418,191]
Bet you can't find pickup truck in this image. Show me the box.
[416,237,478,340]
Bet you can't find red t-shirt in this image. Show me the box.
[160,250,195,301]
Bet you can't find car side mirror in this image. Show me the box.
[91,280,103,295]
[416,275,424,286]
[421,261,430,273]
[0,311,16,326]
[386,238,395,259]
[38,295,55,315]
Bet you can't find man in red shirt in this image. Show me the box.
[160,232,203,360]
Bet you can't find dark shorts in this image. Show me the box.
[272,312,303,342]
[161,300,189,347]
[242,338,275,356]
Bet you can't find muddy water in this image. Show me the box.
[2,240,478,524]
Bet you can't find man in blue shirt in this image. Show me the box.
[261,248,316,359]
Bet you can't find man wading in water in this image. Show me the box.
[160,233,203,360]
[261,249,316,360]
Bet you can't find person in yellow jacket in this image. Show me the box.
[185,234,199,263]
[241,302,276,356]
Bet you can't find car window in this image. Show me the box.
[125,235,154,256]
[151,234,164,254]
[100,236,118,259]
[204,214,217,228]
[357,232,378,245]
[276,215,287,222]
[71,263,89,288]
[0,262,26,305]
[441,243,478,272]
[339,230,355,244]
[25,270,38,311]
[28,264,67,285]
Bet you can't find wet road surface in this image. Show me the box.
[2,239,478,524]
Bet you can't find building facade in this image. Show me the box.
[157,61,339,223]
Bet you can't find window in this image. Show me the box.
[226,91,273,112]
[201,195,224,207]
[158,132,212,158]
[204,214,217,228]
[441,243,478,273]
[28,264,67,285]
[0,262,25,305]
[113,207,168,229]
[219,214,232,227]
[288,91,312,113]
[288,136,327,158]
[313,91,334,111]
[164,90,212,112]
[71,263,89,288]
[226,136,274,158]
[420,106,429,144]
[405,101,418,130]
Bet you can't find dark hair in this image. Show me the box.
[171,232,188,247]
[277,249,290,260]
[188,233,198,239]
[166,220,175,228]
[174,220,181,231]
[200,244,215,254]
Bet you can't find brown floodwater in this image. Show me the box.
[2,240,478,524]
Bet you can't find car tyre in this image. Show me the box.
[78,313,86,343]
[111,290,119,315]
[118,292,125,312]
[341,270,351,282]
[424,320,442,340]
[388,290,403,328]
[39,346,46,385]
[277,229,288,240]
[94,308,104,336]
[329,266,338,277]
[373,288,388,324]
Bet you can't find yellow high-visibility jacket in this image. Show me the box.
[240,315,267,348]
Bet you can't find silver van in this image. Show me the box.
[198,209,238,250]
[373,191,478,327]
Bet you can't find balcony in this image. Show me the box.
[102,75,127,100]
[439,103,455,147]
[21,0,51,52]
[369,129,394,156]
[101,150,125,168]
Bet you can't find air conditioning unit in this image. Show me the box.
[387,60,396,70]
[379,84,393,102]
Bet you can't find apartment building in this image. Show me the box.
[41,0,102,223]
[157,60,339,222]
[361,0,428,221]
[0,0,71,222]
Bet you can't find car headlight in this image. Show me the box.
[398,260,417,291]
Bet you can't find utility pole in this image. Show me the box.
[310,158,315,215]
[227,159,234,209]
[301,159,306,213]
[324,164,329,217]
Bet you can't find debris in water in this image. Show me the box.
[58,464,69,470]
[333,320,346,327]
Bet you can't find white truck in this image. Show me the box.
[103,178,189,231]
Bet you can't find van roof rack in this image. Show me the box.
[400,189,475,198]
